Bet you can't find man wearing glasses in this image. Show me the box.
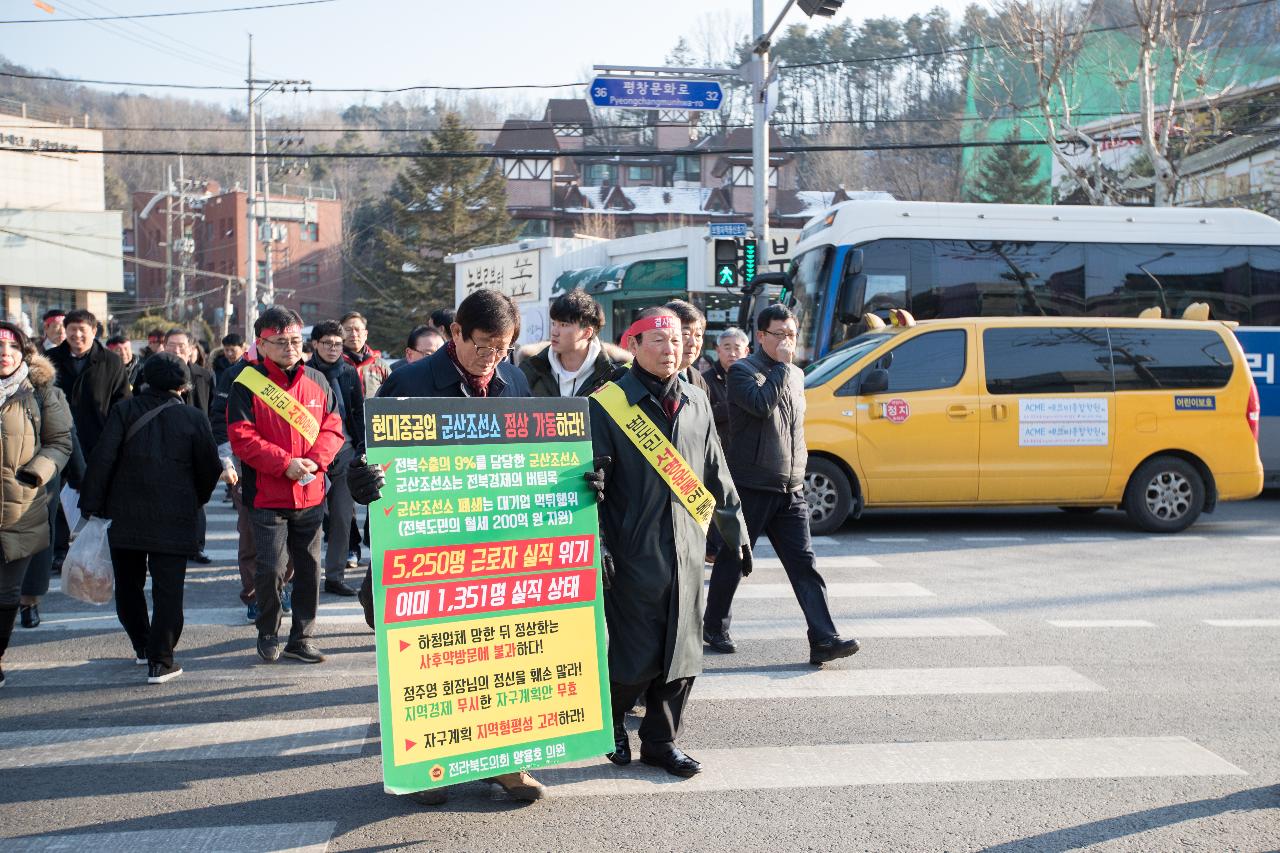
[702,304,861,667]
[227,307,346,665]
[346,289,545,805]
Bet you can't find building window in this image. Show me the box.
[256,260,267,281]
[302,222,319,241]
[583,164,617,185]
[300,302,320,324]
[300,262,319,285]
[626,165,653,182]
[632,221,662,235]
[519,219,551,238]
[674,155,701,183]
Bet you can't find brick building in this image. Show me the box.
[494,99,852,239]
[131,181,344,335]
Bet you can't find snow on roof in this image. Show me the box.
[566,185,722,215]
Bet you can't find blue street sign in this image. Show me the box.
[709,223,748,238]
[589,77,724,111]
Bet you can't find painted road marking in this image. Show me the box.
[1202,619,1280,627]
[697,665,1101,700]
[0,719,372,769]
[810,536,840,546]
[1060,536,1117,542]
[866,537,929,543]
[1048,619,1155,628]
[1244,536,1280,542]
[37,606,369,630]
[0,823,337,853]
[961,537,1025,542]
[537,737,1244,797]
[729,617,1005,639]
[753,556,882,569]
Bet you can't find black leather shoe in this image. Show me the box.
[19,604,39,629]
[607,724,631,766]
[640,745,701,778]
[324,580,357,597]
[809,636,860,665]
[702,628,736,654]
[192,552,213,564]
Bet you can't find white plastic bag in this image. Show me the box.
[59,484,82,533]
[63,517,114,605]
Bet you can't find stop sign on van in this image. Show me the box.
[884,398,910,423]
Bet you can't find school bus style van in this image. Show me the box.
[802,315,1264,534]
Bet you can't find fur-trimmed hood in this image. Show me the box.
[26,352,55,388]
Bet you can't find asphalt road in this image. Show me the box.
[1,492,1277,852]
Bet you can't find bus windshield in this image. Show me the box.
[789,246,834,364]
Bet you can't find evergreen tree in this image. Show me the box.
[358,114,517,349]
[970,133,1048,204]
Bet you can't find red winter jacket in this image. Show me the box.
[343,345,391,398]
[227,358,345,510]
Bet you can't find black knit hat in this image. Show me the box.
[142,351,190,392]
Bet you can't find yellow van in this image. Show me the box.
[802,316,1264,534]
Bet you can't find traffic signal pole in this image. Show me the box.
[752,0,772,276]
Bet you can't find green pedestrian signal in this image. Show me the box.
[714,239,740,288]
[742,239,758,283]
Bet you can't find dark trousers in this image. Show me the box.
[704,487,838,644]
[112,548,187,667]
[232,484,292,604]
[1,552,33,660]
[250,505,322,643]
[21,476,59,598]
[611,676,694,748]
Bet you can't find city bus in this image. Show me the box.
[773,200,1280,485]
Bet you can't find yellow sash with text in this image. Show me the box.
[592,381,714,531]
[235,367,320,446]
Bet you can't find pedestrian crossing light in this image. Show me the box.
[742,239,758,284]
[714,239,739,288]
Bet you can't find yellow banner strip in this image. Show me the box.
[235,366,320,446]
[592,382,714,532]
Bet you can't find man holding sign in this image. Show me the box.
[588,306,749,778]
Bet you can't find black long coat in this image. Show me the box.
[589,371,747,685]
[48,340,130,456]
[79,390,222,556]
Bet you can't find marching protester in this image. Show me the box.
[38,310,67,352]
[703,305,860,666]
[139,329,165,363]
[588,306,749,779]
[308,321,364,597]
[663,299,711,395]
[700,326,750,564]
[227,307,345,665]
[105,334,142,387]
[212,333,246,384]
[347,288,545,805]
[391,325,444,371]
[519,290,621,397]
[79,353,222,684]
[48,309,130,458]
[0,322,73,687]
[340,311,391,398]
[160,329,215,565]
[429,307,455,341]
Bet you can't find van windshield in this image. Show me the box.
[803,332,893,389]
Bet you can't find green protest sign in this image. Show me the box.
[364,396,612,794]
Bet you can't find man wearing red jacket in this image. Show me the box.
[340,311,391,398]
[228,306,345,664]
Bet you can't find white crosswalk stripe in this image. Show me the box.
[0,823,337,853]
[696,665,1101,699]
[727,582,932,598]
[728,616,1006,638]
[1202,618,1280,627]
[1048,619,1156,628]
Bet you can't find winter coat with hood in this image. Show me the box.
[0,354,74,561]
[518,339,625,398]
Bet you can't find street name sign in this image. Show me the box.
[365,397,612,794]
[709,223,748,238]
[589,76,723,111]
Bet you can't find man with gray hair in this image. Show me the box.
[702,327,749,452]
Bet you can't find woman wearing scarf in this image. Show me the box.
[0,321,73,688]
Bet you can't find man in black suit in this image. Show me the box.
[48,309,130,458]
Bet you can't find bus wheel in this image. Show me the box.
[804,458,853,536]
[1124,455,1204,533]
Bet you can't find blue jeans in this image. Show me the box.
[250,505,323,643]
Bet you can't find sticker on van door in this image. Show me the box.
[1018,398,1108,446]
[882,398,911,423]
[1173,395,1216,410]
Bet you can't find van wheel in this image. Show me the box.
[804,458,853,536]
[1124,456,1204,533]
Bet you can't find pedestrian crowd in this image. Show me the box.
[0,288,860,806]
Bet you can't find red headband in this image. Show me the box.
[0,329,18,342]
[623,315,678,348]
[44,314,64,327]
[259,325,302,340]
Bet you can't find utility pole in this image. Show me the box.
[260,106,275,307]
[164,164,174,318]
[246,34,257,336]
[177,154,187,321]
[752,0,770,273]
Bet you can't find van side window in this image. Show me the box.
[842,329,966,396]
[984,327,1113,394]
[1110,328,1233,389]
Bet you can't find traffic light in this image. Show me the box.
[798,0,844,16]
[714,239,739,287]
[741,239,758,283]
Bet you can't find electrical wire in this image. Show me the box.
[0,68,590,92]
[0,0,339,24]
[0,225,244,283]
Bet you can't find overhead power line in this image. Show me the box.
[0,0,339,23]
[0,68,589,92]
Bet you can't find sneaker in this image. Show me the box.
[346,551,359,569]
[246,602,258,623]
[489,770,546,802]
[281,586,292,614]
[146,662,183,684]
[282,641,325,664]
[257,634,281,663]
[133,649,147,665]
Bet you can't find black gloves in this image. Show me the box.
[739,544,753,578]
[347,459,385,506]
[601,548,616,591]
[584,456,610,502]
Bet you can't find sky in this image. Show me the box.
[0,0,981,113]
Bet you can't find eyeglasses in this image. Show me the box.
[472,343,516,360]
[263,337,304,350]
[762,330,798,341]
[316,339,344,349]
